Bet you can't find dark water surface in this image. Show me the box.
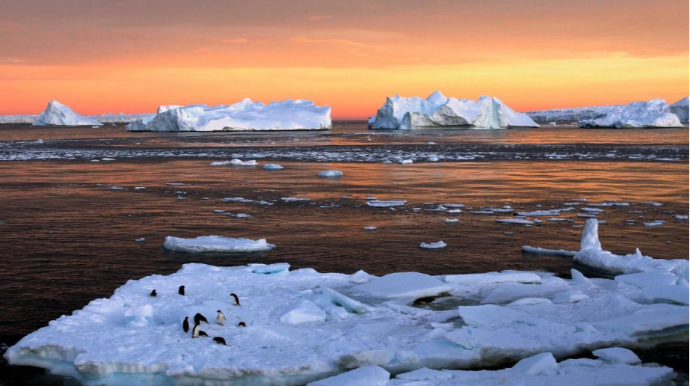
[0,122,687,383]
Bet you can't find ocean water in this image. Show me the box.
[0,122,688,382]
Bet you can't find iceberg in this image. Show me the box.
[32,100,103,127]
[162,235,275,253]
[669,97,689,123]
[578,99,683,128]
[126,98,332,131]
[368,91,539,130]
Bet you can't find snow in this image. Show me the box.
[579,99,683,128]
[368,91,539,130]
[420,241,447,249]
[126,98,332,131]
[444,271,542,285]
[317,170,344,178]
[264,164,284,170]
[669,97,689,123]
[354,272,451,299]
[511,352,559,376]
[280,300,327,325]
[366,200,407,208]
[592,347,640,365]
[33,100,103,127]
[162,236,275,253]
[307,366,390,386]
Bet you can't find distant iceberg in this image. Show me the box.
[126,98,332,132]
[578,99,683,128]
[32,100,103,127]
[669,97,689,123]
[368,91,539,130]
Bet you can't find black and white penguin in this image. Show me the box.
[178,285,185,296]
[182,317,189,333]
[198,331,208,337]
[238,321,246,328]
[194,313,208,325]
[192,323,200,338]
[216,310,225,326]
[230,293,241,306]
[212,337,227,345]
[150,289,157,297]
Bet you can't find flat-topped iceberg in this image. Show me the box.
[162,236,275,253]
[578,99,683,128]
[32,100,103,127]
[368,91,539,130]
[126,98,332,132]
[669,97,689,123]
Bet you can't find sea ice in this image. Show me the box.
[579,99,683,128]
[354,272,451,300]
[33,100,103,127]
[669,97,689,123]
[420,241,447,249]
[308,366,390,386]
[366,200,407,208]
[211,159,258,166]
[126,98,332,131]
[264,164,284,170]
[495,218,534,225]
[521,246,577,257]
[368,91,539,130]
[162,235,275,253]
[317,170,344,178]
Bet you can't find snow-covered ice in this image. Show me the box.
[368,91,539,130]
[366,200,407,208]
[126,98,332,131]
[420,241,447,249]
[162,236,275,253]
[264,164,284,170]
[32,100,103,127]
[211,159,258,166]
[495,218,534,225]
[317,170,344,178]
[579,99,683,128]
[521,245,577,257]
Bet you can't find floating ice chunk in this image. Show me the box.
[366,200,407,207]
[645,201,663,207]
[495,218,534,225]
[222,197,254,203]
[308,366,390,386]
[134,238,145,243]
[444,219,459,224]
[212,159,259,166]
[517,210,560,216]
[521,246,577,257]
[674,215,688,220]
[281,197,311,202]
[317,170,344,178]
[280,300,327,325]
[368,92,539,130]
[581,207,603,213]
[355,272,451,299]
[162,236,275,253]
[399,159,414,164]
[420,241,447,249]
[446,209,462,214]
[127,98,332,131]
[363,226,378,231]
[643,220,665,227]
[444,271,542,285]
[579,99,683,128]
[33,100,103,127]
[263,164,284,170]
[546,218,567,222]
[592,347,641,365]
[444,204,465,208]
[512,352,559,376]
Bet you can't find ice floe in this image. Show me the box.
[366,200,407,208]
[263,164,284,170]
[126,98,332,131]
[420,241,447,249]
[368,91,539,130]
[495,218,534,225]
[162,236,275,253]
[579,99,683,128]
[211,159,258,166]
[317,170,344,178]
[32,100,103,127]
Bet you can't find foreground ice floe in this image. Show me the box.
[578,99,683,128]
[368,91,539,130]
[32,100,103,127]
[162,236,275,253]
[126,99,332,131]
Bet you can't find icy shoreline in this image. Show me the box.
[5,220,687,385]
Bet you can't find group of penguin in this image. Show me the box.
[150,285,245,346]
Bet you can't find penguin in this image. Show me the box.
[192,323,200,338]
[178,285,185,296]
[198,331,208,337]
[150,289,157,297]
[213,337,227,345]
[230,293,241,306]
[238,321,246,328]
[216,310,225,326]
[182,317,189,333]
[194,313,208,325]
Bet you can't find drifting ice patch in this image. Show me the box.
[496,218,534,225]
[33,100,103,127]
[521,246,577,257]
[317,170,344,178]
[368,91,539,130]
[420,241,447,249]
[126,98,332,131]
[162,235,275,253]
[211,159,258,166]
[366,200,407,207]
[264,164,284,170]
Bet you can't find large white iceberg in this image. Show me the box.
[368,91,539,130]
[32,100,103,127]
[162,235,276,253]
[126,98,332,131]
[669,97,689,123]
[578,99,683,128]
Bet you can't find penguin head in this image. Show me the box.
[238,322,246,327]
[217,310,222,313]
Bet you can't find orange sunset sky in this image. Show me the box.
[1,0,688,119]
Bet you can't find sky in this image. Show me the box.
[0,0,688,119]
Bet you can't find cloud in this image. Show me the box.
[307,15,334,22]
